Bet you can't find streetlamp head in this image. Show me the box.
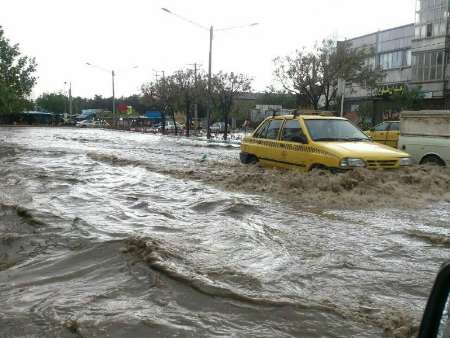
[161,8,172,13]
[250,23,259,26]
[86,62,91,65]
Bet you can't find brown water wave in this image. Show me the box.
[87,151,450,208]
[124,237,419,338]
[2,127,447,337]
[406,229,450,246]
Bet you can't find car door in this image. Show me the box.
[257,119,284,167]
[371,122,389,145]
[249,119,271,159]
[278,119,309,170]
[385,121,400,148]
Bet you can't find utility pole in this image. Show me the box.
[340,79,345,117]
[63,82,68,119]
[161,70,166,134]
[161,8,258,138]
[69,82,73,118]
[112,70,116,127]
[153,69,167,134]
[86,63,137,128]
[338,78,345,117]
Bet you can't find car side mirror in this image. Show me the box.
[291,135,308,144]
[418,261,450,338]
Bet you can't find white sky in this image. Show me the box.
[1,0,416,99]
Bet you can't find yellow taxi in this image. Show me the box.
[240,115,412,171]
[365,121,400,148]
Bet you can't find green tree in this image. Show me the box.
[142,69,208,136]
[0,26,37,119]
[256,90,297,109]
[273,39,384,110]
[212,72,252,140]
[387,86,424,111]
[35,92,67,114]
[142,78,171,133]
[141,73,187,135]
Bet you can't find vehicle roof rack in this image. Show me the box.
[299,110,334,116]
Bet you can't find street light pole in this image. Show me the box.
[207,25,213,139]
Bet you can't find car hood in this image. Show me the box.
[320,141,409,159]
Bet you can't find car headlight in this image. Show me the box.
[399,157,413,166]
[340,158,366,168]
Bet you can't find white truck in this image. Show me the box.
[398,110,450,166]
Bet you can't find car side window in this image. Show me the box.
[264,120,283,140]
[374,122,389,131]
[281,119,305,142]
[389,122,400,131]
[254,120,270,138]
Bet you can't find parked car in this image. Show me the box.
[156,121,184,132]
[76,119,109,128]
[210,122,226,133]
[76,120,95,128]
[94,120,110,128]
[365,121,400,148]
[398,110,450,166]
[240,114,412,171]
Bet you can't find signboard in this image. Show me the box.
[144,111,163,120]
[118,104,128,113]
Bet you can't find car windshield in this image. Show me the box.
[305,119,369,142]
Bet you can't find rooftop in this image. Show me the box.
[345,23,414,42]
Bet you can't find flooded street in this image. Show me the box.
[1,126,450,337]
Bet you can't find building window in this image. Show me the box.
[379,50,410,70]
[406,50,412,66]
[412,50,445,81]
[415,0,448,38]
[427,23,433,37]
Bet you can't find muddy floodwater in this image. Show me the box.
[1,127,450,338]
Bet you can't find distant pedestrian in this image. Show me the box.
[242,119,250,134]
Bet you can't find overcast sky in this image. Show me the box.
[1,0,415,99]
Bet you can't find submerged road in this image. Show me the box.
[1,127,450,338]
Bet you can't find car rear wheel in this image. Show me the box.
[240,152,258,165]
[421,155,446,167]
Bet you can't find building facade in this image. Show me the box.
[344,0,450,121]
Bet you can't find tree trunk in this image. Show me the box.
[171,109,177,136]
[185,101,190,137]
[295,94,303,108]
[161,105,166,135]
[324,84,330,110]
[313,99,319,110]
[224,108,229,141]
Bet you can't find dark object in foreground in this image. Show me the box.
[419,261,450,337]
